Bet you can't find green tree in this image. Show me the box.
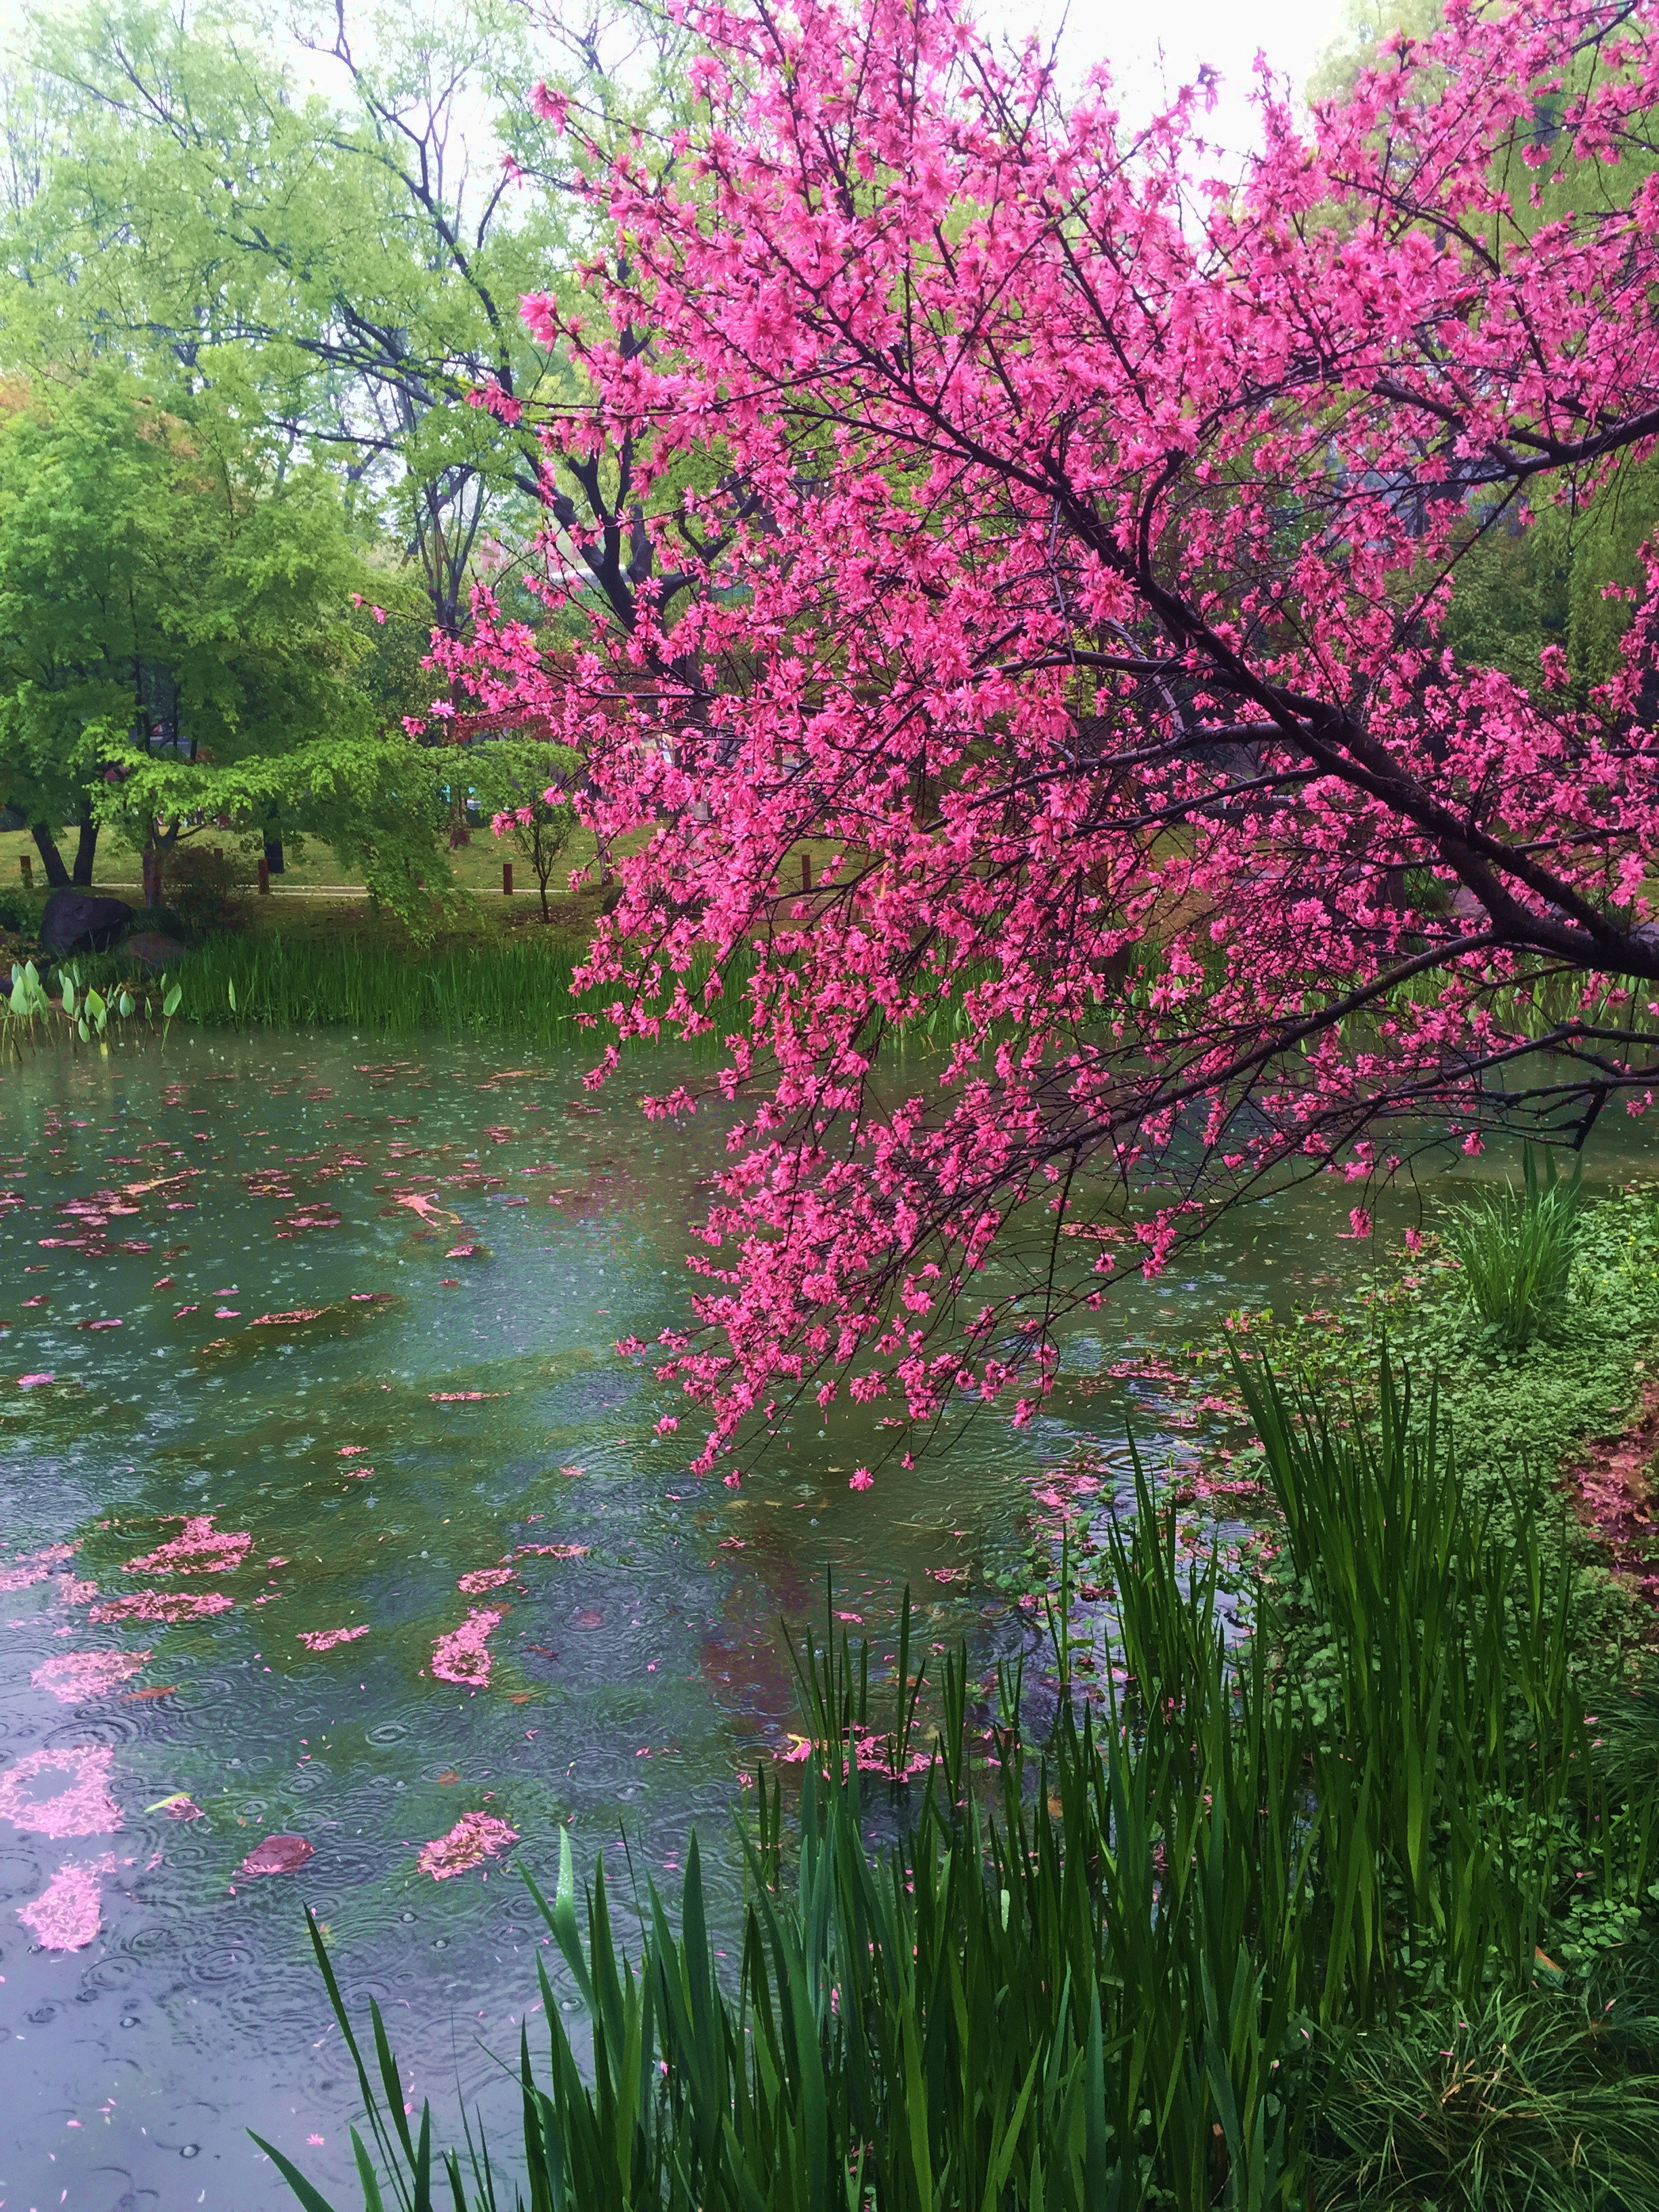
[0,369,452,925]
[0,0,693,640]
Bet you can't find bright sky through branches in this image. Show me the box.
[981,0,1349,150]
[0,0,1349,151]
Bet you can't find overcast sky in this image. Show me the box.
[3,0,1352,152]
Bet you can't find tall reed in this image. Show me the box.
[1444,1145,1584,1347]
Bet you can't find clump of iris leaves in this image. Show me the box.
[266,1179,1659,2212]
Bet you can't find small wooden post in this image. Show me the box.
[800,852,813,892]
[18,854,33,890]
[258,857,271,895]
[502,861,514,897]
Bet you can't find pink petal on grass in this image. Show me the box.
[18,1853,119,1950]
[241,1833,314,1875]
[430,1605,507,1689]
[298,1626,368,1652]
[0,1744,121,1837]
[32,1650,150,1704]
[124,1515,251,1576]
[417,1811,518,1881]
[457,1568,513,1594]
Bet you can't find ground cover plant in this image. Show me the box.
[264,1340,1659,2212]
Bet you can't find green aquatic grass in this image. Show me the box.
[1445,1145,1586,1348]
[266,1348,1659,2212]
[142,932,761,1053]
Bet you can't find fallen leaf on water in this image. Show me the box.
[430,1391,509,1403]
[241,1834,314,1875]
[573,1610,603,1630]
[504,1691,535,1704]
[123,1685,180,1701]
[436,1769,461,1786]
[250,1309,328,1326]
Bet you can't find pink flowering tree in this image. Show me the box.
[443,0,1659,1471]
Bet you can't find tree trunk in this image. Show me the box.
[29,823,70,889]
[264,834,285,875]
[72,813,98,886]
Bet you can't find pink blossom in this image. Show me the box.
[18,1853,119,1950]
[124,1516,251,1577]
[298,1626,369,1652]
[848,1469,874,1491]
[88,1589,234,1624]
[0,1744,121,1837]
[430,1605,507,1689]
[31,1650,150,1704]
[417,1810,518,1879]
[426,0,1659,1468]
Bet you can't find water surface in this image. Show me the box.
[1,1030,1643,2209]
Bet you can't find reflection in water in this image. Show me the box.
[1,1030,1644,2205]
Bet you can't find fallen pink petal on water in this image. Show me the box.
[124,1515,251,1576]
[89,1589,234,1624]
[431,1605,507,1688]
[152,1793,204,1820]
[298,1626,368,1652]
[417,1810,518,1881]
[516,1544,589,1559]
[56,1578,100,1606]
[18,1853,119,1950]
[445,1244,477,1258]
[557,1465,586,1479]
[338,1446,368,1456]
[16,1372,54,1389]
[430,1390,509,1403]
[32,1650,151,1704]
[457,1568,513,1594]
[241,1833,314,1875]
[250,1309,327,1326]
[0,1744,121,1837]
[79,1317,123,1332]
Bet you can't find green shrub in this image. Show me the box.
[1445,1145,1585,1347]
[161,842,249,936]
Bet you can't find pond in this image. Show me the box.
[0,1029,1646,2210]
